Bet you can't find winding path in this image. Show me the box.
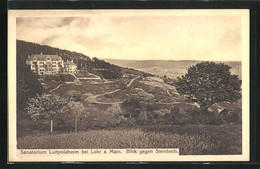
[49,75,195,107]
[49,84,63,92]
[49,73,100,93]
[127,76,140,88]
[49,82,74,93]
[152,101,199,107]
[166,89,173,97]
[90,76,141,103]
[69,73,101,80]
[90,76,199,107]
[91,101,123,105]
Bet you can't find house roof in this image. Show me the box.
[208,102,236,113]
[27,54,63,61]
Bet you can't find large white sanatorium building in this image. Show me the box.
[26,53,77,75]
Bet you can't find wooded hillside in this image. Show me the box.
[16,40,124,110]
[17,40,122,79]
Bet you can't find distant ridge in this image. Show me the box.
[103,58,241,79]
[102,58,241,62]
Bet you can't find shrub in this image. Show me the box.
[83,93,97,103]
[121,98,141,119]
[93,103,124,128]
[137,111,150,125]
[74,79,81,86]
[66,90,81,101]
[118,81,127,90]
[152,108,172,124]
[170,107,192,125]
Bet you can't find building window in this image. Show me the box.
[39,62,44,64]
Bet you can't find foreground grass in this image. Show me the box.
[140,124,242,155]
[17,125,241,155]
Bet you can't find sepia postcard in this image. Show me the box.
[8,9,250,162]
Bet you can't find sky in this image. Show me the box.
[16,11,243,61]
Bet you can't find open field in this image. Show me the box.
[17,124,241,155]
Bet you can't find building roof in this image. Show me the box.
[27,54,63,61]
[64,61,77,65]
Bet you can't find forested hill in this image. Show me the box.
[17,40,122,79]
[16,40,153,111]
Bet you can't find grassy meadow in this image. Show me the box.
[17,124,241,155]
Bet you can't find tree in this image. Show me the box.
[17,63,43,110]
[176,61,241,113]
[25,93,68,132]
[64,101,86,132]
[121,98,141,118]
[105,103,124,127]
[91,103,124,128]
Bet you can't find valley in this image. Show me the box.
[103,59,242,79]
[16,40,242,155]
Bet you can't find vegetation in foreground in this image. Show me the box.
[17,124,241,155]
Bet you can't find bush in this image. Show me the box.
[169,107,191,125]
[152,108,171,124]
[216,108,242,124]
[74,79,81,86]
[137,102,241,126]
[137,111,150,125]
[121,98,141,119]
[92,103,125,128]
[66,90,82,101]
[118,81,127,90]
[143,72,152,78]
[83,93,97,103]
